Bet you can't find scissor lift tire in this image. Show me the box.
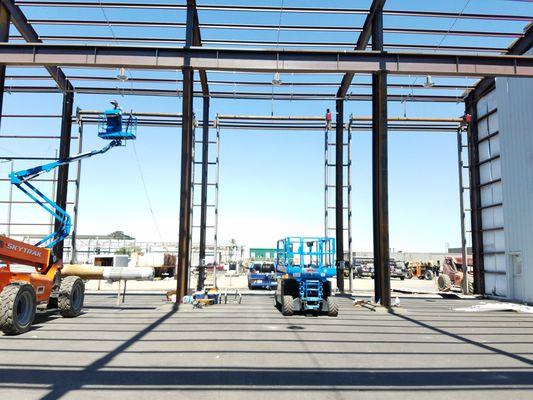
[282,295,294,316]
[327,297,339,317]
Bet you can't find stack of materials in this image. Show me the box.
[132,252,176,278]
[62,264,155,282]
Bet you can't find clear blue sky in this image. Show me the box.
[0,0,531,253]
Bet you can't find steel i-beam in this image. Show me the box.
[371,5,391,308]
[197,96,209,291]
[335,98,345,292]
[176,0,195,303]
[0,3,9,129]
[53,91,74,261]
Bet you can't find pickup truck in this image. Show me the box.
[359,261,407,280]
[247,262,278,290]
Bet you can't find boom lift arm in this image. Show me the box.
[0,101,136,335]
[9,139,123,250]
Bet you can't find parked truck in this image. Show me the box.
[405,261,436,280]
[247,261,278,290]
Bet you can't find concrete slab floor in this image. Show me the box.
[1,294,533,400]
[84,274,439,294]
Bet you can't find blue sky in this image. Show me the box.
[0,0,531,253]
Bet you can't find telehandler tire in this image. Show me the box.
[59,276,85,318]
[282,295,294,316]
[327,297,339,317]
[0,283,36,335]
[437,274,452,292]
[467,277,474,294]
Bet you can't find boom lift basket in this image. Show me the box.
[98,109,137,141]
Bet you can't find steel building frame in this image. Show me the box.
[0,0,532,305]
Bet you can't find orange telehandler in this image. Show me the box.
[0,101,136,335]
[0,235,83,334]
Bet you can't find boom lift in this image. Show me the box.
[274,237,338,316]
[0,101,137,335]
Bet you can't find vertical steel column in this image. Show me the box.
[70,111,84,264]
[53,91,74,261]
[466,96,485,295]
[457,127,469,294]
[324,125,329,239]
[0,4,10,129]
[188,119,196,290]
[213,120,221,266]
[176,0,195,302]
[6,160,13,236]
[197,96,209,291]
[50,150,58,236]
[347,115,353,293]
[371,6,390,307]
[335,98,345,292]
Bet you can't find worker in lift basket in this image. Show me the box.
[107,100,123,134]
[325,108,332,130]
[110,99,123,112]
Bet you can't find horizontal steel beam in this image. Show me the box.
[77,110,183,118]
[1,85,467,102]
[217,123,459,132]
[0,0,72,91]
[217,114,463,123]
[8,35,508,53]
[22,18,525,38]
[1,44,531,77]
[14,1,532,21]
[339,0,385,98]
[3,74,477,90]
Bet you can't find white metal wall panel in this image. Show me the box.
[495,69,533,303]
[482,230,505,252]
[476,89,497,117]
[480,182,503,205]
[476,88,507,297]
[479,159,501,183]
[481,207,504,230]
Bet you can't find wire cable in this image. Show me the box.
[131,141,167,249]
[98,0,134,89]
[271,0,285,116]
[407,0,472,100]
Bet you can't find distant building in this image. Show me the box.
[447,247,473,254]
[249,248,277,261]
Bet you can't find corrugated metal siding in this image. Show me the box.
[476,89,507,296]
[495,72,533,303]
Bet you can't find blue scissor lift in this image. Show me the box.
[274,237,338,316]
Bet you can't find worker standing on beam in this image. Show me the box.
[325,108,332,130]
